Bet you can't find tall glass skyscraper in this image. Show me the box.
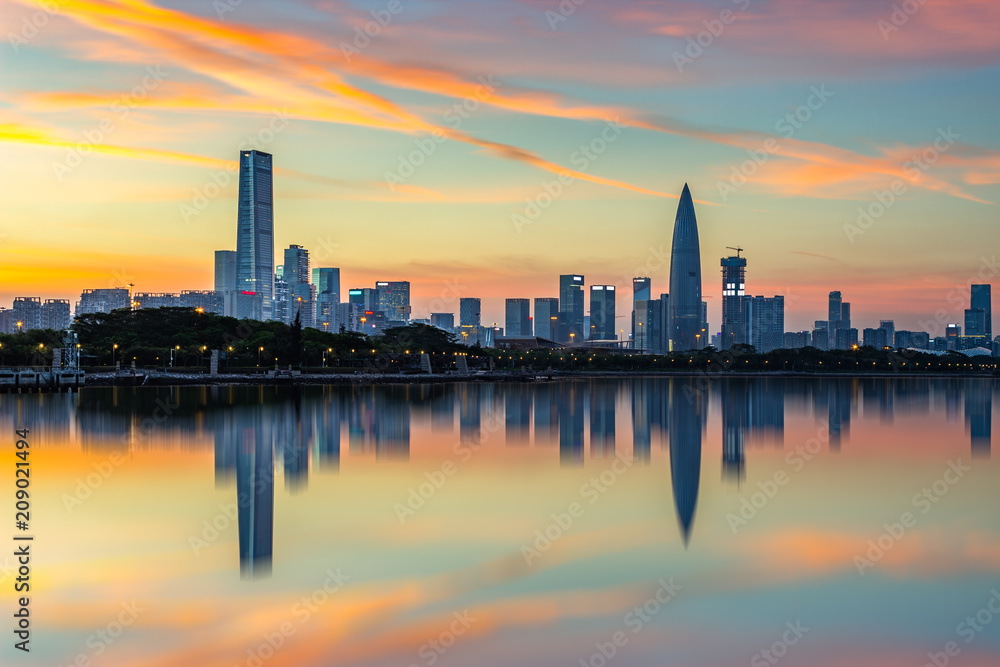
[559,274,585,342]
[668,185,702,351]
[236,150,274,319]
[971,284,992,338]
[590,285,616,340]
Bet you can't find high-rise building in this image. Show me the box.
[634,299,663,353]
[281,245,313,326]
[41,299,71,330]
[667,185,702,351]
[12,297,42,330]
[375,281,411,322]
[312,268,339,331]
[459,298,481,327]
[720,253,747,350]
[827,291,842,348]
[430,313,454,331]
[214,250,237,293]
[969,284,992,338]
[879,320,895,349]
[840,302,851,331]
[534,298,559,341]
[590,285,616,341]
[236,150,274,319]
[745,295,784,353]
[559,275,585,343]
[505,299,532,337]
[632,278,651,342]
[77,288,130,316]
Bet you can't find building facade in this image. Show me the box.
[236,150,274,319]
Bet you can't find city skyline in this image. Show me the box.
[2,1,999,332]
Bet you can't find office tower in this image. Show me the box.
[347,288,377,312]
[312,267,340,331]
[812,321,829,350]
[745,295,784,353]
[430,313,455,331]
[283,245,309,288]
[667,184,702,351]
[236,150,274,319]
[783,331,811,349]
[534,298,559,340]
[659,294,670,353]
[879,320,895,349]
[634,299,663,354]
[505,298,532,337]
[841,302,851,331]
[41,299,71,330]
[589,285,616,341]
[835,327,859,350]
[12,297,42,330]
[970,284,992,338]
[214,250,237,292]
[559,274,585,343]
[337,302,362,332]
[76,288,130,316]
[459,298,481,327]
[272,270,288,324]
[375,281,411,322]
[632,278,651,341]
[965,309,986,338]
[826,291,842,348]
[720,252,747,350]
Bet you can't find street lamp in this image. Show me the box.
[323,347,332,368]
[258,346,264,367]
[16,321,23,333]
[112,343,118,367]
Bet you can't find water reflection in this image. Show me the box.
[0,377,995,577]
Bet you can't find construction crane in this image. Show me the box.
[726,246,744,257]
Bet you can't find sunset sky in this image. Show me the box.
[2,0,999,331]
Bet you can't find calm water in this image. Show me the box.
[2,378,999,667]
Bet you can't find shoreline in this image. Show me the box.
[80,369,1000,387]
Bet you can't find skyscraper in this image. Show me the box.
[375,281,411,321]
[283,245,313,326]
[505,298,532,336]
[559,275,585,342]
[668,184,702,351]
[632,277,651,342]
[745,295,784,353]
[312,267,340,331]
[971,284,992,338]
[459,298,481,327]
[828,291,842,348]
[590,285,616,341]
[534,298,559,340]
[720,252,747,350]
[236,150,274,319]
[214,250,237,293]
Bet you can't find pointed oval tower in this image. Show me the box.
[667,184,702,351]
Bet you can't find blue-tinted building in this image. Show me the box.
[667,185,702,351]
[589,285,616,341]
[236,150,274,319]
[559,275,585,342]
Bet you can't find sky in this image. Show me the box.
[1,0,999,332]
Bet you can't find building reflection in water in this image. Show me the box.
[966,379,992,459]
[6,377,995,570]
[669,379,703,545]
